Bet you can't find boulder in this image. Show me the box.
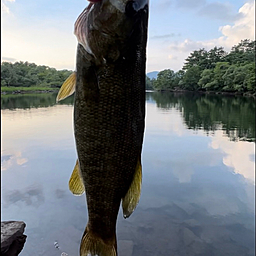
[1,221,27,256]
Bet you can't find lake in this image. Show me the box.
[1,92,255,256]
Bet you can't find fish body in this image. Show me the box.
[57,1,149,255]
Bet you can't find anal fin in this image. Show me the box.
[56,72,76,102]
[69,160,85,196]
[122,158,142,218]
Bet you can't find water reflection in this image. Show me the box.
[118,203,255,256]
[1,92,255,256]
[210,130,255,183]
[1,152,28,171]
[4,187,44,207]
[147,92,255,142]
[1,93,73,110]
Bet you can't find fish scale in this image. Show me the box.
[56,1,148,255]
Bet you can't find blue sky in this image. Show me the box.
[1,0,255,72]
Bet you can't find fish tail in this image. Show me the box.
[80,226,117,256]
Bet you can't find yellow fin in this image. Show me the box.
[69,160,85,196]
[122,159,142,218]
[56,72,76,102]
[80,227,117,256]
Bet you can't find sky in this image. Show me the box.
[1,0,255,73]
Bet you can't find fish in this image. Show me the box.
[56,0,149,255]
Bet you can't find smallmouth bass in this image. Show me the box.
[57,0,149,255]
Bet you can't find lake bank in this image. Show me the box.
[1,87,58,95]
[2,87,255,98]
[155,88,256,97]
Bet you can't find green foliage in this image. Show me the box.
[198,69,215,90]
[1,61,73,89]
[149,69,184,91]
[225,39,255,65]
[154,69,176,90]
[179,66,201,90]
[147,39,255,95]
[183,48,208,71]
[146,76,154,90]
[2,39,255,95]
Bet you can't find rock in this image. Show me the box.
[1,221,27,256]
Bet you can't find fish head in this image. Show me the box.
[74,0,149,64]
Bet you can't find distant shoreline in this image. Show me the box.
[1,89,58,95]
[1,88,255,98]
[150,89,256,98]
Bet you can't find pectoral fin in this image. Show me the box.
[122,159,142,218]
[56,72,76,102]
[69,160,85,195]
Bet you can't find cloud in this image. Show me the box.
[1,57,16,62]
[1,21,77,70]
[168,54,177,60]
[198,2,241,21]
[2,3,10,14]
[1,0,78,70]
[176,0,206,9]
[150,33,180,39]
[218,1,255,47]
[1,0,15,14]
[154,0,206,11]
[167,1,255,59]
[169,39,210,53]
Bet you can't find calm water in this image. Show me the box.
[1,92,255,256]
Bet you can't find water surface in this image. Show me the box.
[1,92,255,256]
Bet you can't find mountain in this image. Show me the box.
[146,71,159,79]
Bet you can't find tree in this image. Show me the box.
[183,48,208,71]
[173,70,185,87]
[207,47,227,69]
[146,76,153,90]
[1,61,73,88]
[243,62,255,92]
[212,62,230,91]
[222,65,237,91]
[198,69,215,90]
[1,62,18,86]
[154,69,176,90]
[225,39,255,65]
[179,66,201,90]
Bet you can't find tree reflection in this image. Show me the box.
[1,92,255,142]
[1,93,74,110]
[148,92,255,142]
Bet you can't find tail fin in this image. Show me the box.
[80,227,117,256]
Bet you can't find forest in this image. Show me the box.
[146,39,255,95]
[1,62,72,90]
[1,39,255,95]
